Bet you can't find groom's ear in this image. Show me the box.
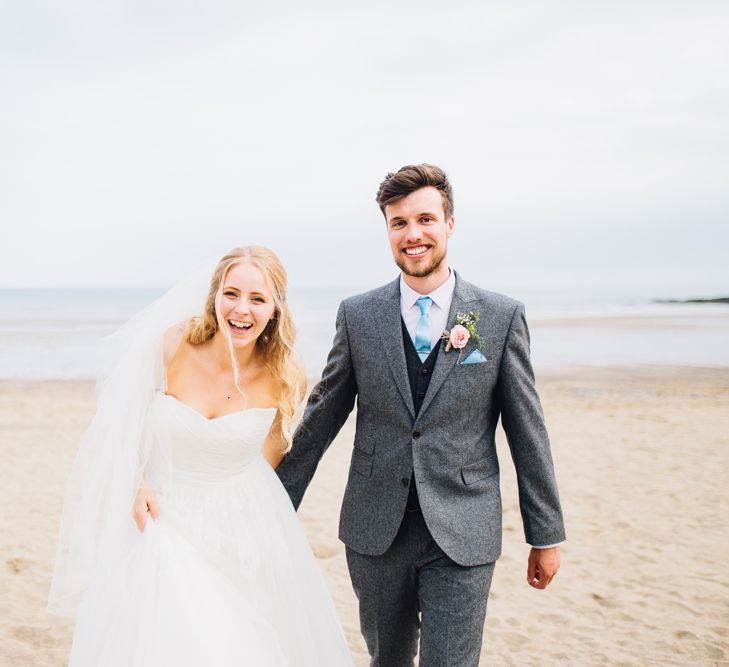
[446,216,455,237]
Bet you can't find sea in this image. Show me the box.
[1,285,728,380]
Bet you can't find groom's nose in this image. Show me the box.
[404,221,422,242]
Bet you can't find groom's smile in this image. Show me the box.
[403,245,429,256]
[385,186,455,282]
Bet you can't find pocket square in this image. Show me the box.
[461,349,487,365]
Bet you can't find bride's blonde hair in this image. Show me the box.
[185,246,305,449]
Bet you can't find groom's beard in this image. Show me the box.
[395,245,447,278]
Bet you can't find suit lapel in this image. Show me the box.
[376,280,415,418]
[418,274,476,417]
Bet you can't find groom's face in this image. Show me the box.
[385,186,455,278]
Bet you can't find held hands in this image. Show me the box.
[527,546,560,590]
[132,487,159,532]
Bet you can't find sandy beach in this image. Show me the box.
[2,365,728,666]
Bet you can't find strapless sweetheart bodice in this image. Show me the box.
[157,393,276,482]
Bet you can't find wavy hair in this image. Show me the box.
[185,246,305,449]
[375,163,454,219]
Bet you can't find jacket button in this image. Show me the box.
[400,477,409,487]
[412,431,421,439]
[421,367,430,375]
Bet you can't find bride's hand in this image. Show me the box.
[132,487,159,532]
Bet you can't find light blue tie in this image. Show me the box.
[415,296,433,362]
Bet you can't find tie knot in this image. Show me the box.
[416,296,433,316]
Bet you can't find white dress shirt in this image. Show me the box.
[399,269,456,351]
[398,269,561,551]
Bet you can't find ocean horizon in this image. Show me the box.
[1,285,728,380]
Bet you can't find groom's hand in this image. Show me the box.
[132,487,159,532]
[527,546,560,589]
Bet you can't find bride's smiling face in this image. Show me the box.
[218,262,276,347]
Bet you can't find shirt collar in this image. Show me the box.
[399,268,456,311]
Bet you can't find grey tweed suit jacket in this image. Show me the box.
[276,273,566,566]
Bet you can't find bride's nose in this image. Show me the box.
[233,298,251,316]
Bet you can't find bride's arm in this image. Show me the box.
[132,323,185,532]
[263,376,307,470]
[262,412,287,469]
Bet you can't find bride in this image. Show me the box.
[49,246,353,666]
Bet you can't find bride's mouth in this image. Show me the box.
[227,319,253,333]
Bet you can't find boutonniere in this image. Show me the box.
[441,311,485,363]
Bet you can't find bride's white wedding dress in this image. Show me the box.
[68,392,353,666]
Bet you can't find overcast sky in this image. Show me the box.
[2,1,727,294]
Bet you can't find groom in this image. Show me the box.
[276,164,566,666]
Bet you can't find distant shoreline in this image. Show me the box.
[655,296,729,304]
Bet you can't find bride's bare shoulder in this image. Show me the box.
[162,321,190,367]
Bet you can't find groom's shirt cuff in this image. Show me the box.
[531,542,564,549]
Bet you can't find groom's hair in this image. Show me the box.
[376,164,454,219]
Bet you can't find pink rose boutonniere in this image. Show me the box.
[448,325,470,350]
[441,311,485,363]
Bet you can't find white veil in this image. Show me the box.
[48,263,214,617]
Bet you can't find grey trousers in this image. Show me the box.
[346,509,495,667]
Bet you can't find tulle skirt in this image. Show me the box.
[68,460,352,666]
